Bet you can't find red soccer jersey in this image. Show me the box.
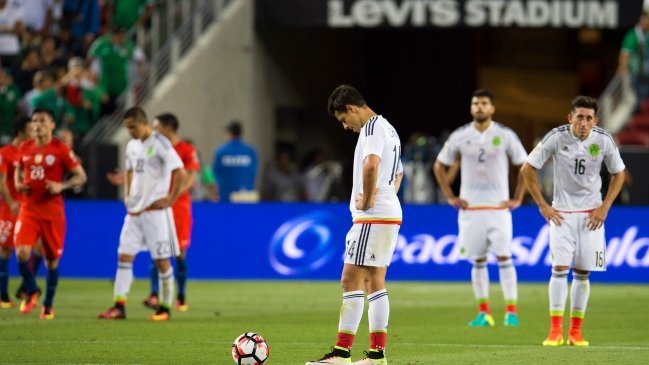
[16,138,80,220]
[0,143,21,205]
[173,139,200,211]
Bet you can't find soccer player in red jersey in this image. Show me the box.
[143,113,200,311]
[0,117,32,308]
[14,108,87,319]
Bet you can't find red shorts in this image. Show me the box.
[14,213,66,259]
[172,205,192,250]
[0,207,17,249]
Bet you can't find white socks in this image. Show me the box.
[549,269,569,315]
[159,267,175,308]
[338,290,364,334]
[498,259,518,304]
[114,262,133,301]
[368,289,389,333]
[471,262,489,301]
[570,273,590,317]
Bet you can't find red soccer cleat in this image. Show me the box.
[19,292,39,314]
[98,306,126,319]
[40,306,55,320]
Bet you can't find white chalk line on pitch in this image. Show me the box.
[1,340,649,351]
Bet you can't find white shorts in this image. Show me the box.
[344,223,400,267]
[550,211,606,271]
[457,209,512,260]
[118,208,180,260]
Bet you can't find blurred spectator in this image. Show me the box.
[11,46,40,94]
[62,0,99,41]
[56,22,85,59]
[300,147,345,202]
[0,67,19,141]
[212,121,258,203]
[106,0,155,32]
[40,35,66,71]
[15,0,55,36]
[619,10,649,111]
[261,146,303,202]
[0,0,23,68]
[20,70,53,115]
[88,26,136,115]
[59,56,99,135]
[31,80,74,128]
[401,133,436,204]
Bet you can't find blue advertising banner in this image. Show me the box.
[12,202,649,283]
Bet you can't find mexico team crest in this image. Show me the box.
[588,143,600,158]
[492,136,501,147]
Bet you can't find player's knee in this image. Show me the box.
[474,257,487,264]
[552,265,570,272]
[573,267,590,276]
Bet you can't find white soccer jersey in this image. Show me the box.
[437,121,527,207]
[350,115,403,223]
[526,125,625,211]
[125,132,184,213]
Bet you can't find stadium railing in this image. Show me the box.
[81,0,233,146]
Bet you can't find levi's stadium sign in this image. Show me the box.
[255,0,644,29]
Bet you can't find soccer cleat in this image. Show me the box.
[468,312,495,327]
[542,330,564,346]
[175,298,188,312]
[15,286,40,301]
[504,312,520,327]
[568,331,589,347]
[305,347,352,364]
[40,306,54,320]
[142,294,159,309]
[0,293,15,309]
[149,307,170,321]
[98,306,126,319]
[352,350,387,364]
[0,299,15,309]
[19,292,39,314]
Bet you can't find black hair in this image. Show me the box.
[155,113,179,132]
[227,120,242,137]
[123,106,148,123]
[570,96,598,114]
[472,89,494,103]
[327,84,367,115]
[32,108,54,120]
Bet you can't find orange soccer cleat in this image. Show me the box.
[19,292,39,314]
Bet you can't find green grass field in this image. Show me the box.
[1,279,648,364]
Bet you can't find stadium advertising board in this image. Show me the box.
[37,202,649,283]
[256,0,644,29]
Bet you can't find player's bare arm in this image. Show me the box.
[179,169,196,195]
[0,171,18,215]
[45,165,87,195]
[150,167,187,209]
[13,162,28,193]
[356,154,379,211]
[587,170,625,231]
[501,165,527,210]
[433,159,468,209]
[394,172,403,193]
[520,162,564,226]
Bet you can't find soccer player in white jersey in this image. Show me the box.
[306,85,402,365]
[521,96,625,347]
[434,89,527,328]
[98,107,187,321]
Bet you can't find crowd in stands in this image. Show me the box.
[0,0,151,145]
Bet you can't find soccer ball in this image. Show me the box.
[231,332,269,365]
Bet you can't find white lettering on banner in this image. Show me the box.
[392,225,649,268]
[327,0,618,28]
[221,155,251,167]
